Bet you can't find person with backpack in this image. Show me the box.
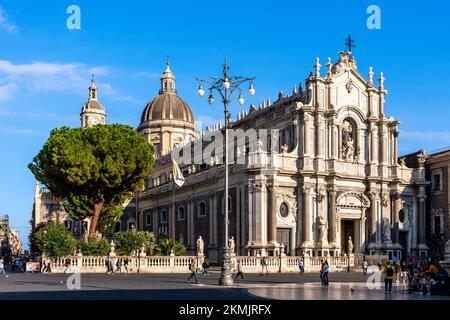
[383,260,395,294]
[363,260,368,276]
[187,259,199,283]
[322,260,329,287]
[202,259,210,275]
[260,257,268,276]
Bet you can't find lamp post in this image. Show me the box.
[196,58,255,286]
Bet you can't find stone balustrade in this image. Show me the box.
[48,255,365,274]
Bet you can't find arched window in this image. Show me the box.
[160,210,167,223]
[198,201,207,217]
[177,206,185,221]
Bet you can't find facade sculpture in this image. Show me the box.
[197,236,204,256]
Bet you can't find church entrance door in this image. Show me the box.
[277,228,291,255]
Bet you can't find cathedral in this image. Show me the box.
[32,50,441,263]
[136,51,429,263]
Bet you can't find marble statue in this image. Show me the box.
[197,236,204,256]
[347,236,354,254]
[383,218,392,243]
[318,215,328,243]
[228,236,235,254]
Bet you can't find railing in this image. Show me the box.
[48,255,358,274]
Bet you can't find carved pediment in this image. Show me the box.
[336,192,370,208]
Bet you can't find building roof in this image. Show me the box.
[140,93,194,123]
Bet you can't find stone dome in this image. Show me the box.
[140,93,194,124]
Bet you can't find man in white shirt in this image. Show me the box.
[0,257,9,278]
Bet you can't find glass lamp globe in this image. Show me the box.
[197,85,205,97]
[208,94,215,105]
[238,95,244,105]
[248,84,255,96]
[223,78,231,90]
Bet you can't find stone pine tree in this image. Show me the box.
[29,124,155,236]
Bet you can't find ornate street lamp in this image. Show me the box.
[196,58,255,286]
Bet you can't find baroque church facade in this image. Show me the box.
[137,51,429,263]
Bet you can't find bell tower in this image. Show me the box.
[80,76,106,128]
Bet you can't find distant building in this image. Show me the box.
[0,215,22,256]
[426,148,450,261]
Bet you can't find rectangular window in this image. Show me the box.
[433,174,441,191]
[434,216,441,235]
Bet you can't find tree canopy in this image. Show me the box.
[28,124,155,236]
[30,222,77,257]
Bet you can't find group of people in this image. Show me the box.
[187,258,211,283]
[409,262,449,295]
[105,257,129,275]
[377,258,449,295]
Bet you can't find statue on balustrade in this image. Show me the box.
[197,236,204,256]
[228,236,235,255]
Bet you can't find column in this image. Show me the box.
[330,121,336,159]
[268,183,278,244]
[393,192,400,243]
[417,194,426,245]
[209,193,214,245]
[380,125,386,164]
[393,131,399,165]
[327,186,337,244]
[212,194,218,244]
[302,185,311,243]
[304,114,310,155]
[187,200,192,247]
[369,191,377,243]
[316,116,323,157]
[236,186,241,253]
[370,127,377,163]
[189,199,195,246]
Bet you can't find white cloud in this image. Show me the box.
[0,60,137,102]
[399,130,450,155]
[0,83,18,101]
[0,7,17,34]
[0,109,77,121]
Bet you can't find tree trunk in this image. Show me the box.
[89,200,104,237]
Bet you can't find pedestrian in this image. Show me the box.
[0,257,9,278]
[63,258,72,274]
[260,256,268,276]
[235,260,244,280]
[46,258,52,274]
[383,260,395,294]
[363,260,368,276]
[299,259,304,275]
[105,257,112,274]
[202,259,210,275]
[322,260,329,287]
[123,258,129,273]
[187,259,199,283]
[116,258,122,274]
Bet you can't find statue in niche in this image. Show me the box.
[341,120,355,161]
[383,218,392,243]
[318,215,328,243]
[228,236,235,255]
[347,236,354,254]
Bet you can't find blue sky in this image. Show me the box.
[0,0,449,249]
